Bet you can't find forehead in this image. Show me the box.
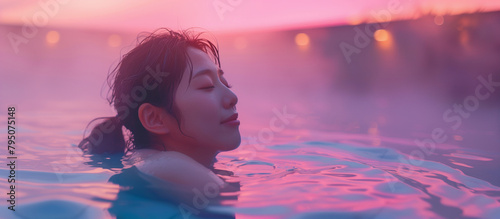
[186,47,217,73]
[178,47,219,90]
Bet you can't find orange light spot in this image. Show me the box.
[374,29,394,50]
[108,34,122,47]
[46,31,60,45]
[295,33,310,47]
[374,29,389,42]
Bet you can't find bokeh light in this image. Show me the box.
[434,15,444,25]
[108,34,122,47]
[374,29,390,42]
[295,33,310,47]
[46,31,60,45]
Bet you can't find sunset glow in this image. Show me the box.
[0,0,499,32]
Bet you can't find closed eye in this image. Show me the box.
[201,86,215,90]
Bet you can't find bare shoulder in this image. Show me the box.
[129,149,225,189]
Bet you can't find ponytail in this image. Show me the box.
[78,116,127,154]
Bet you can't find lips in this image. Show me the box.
[221,113,238,124]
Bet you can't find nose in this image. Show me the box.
[223,87,238,110]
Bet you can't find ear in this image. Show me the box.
[138,103,171,135]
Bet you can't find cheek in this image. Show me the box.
[178,95,219,130]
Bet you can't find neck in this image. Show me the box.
[152,141,217,169]
[177,147,217,169]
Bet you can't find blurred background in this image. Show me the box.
[1,0,499,184]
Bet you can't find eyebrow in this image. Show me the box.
[192,69,224,79]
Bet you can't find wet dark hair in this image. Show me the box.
[78,28,221,154]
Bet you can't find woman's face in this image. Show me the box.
[172,47,240,153]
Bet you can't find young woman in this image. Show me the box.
[79,28,241,191]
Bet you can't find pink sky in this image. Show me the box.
[1,0,500,33]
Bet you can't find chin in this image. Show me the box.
[218,136,241,151]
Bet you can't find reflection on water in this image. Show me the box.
[4,140,499,218]
[1,10,500,219]
[217,141,500,218]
